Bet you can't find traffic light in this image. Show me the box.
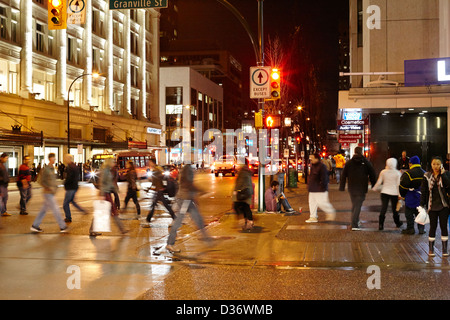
[48,0,67,30]
[267,68,281,101]
[265,115,281,128]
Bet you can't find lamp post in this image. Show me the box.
[67,73,99,152]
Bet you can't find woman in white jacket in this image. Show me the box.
[373,158,403,230]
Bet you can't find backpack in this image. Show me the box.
[163,177,179,197]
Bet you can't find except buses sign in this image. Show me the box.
[110,0,167,9]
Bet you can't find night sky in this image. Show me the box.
[168,0,349,131]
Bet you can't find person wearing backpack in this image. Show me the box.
[146,158,176,225]
[123,160,140,218]
[399,156,426,235]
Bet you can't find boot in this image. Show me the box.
[429,239,436,257]
[442,238,449,257]
[393,212,403,228]
[378,215,385,231]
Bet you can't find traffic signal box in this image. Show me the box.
[266,68,281,101]
[265,115,281,129]
[48,0,67,30]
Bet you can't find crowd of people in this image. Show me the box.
[1,147,450,257]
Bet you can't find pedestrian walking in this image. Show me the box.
[30,153,68,233]
[339,147,377,231]
[399,156,426,235]
[90,158,128,236]
[372,158,403,230]
[111,163,120,211]
[0,153,10,217]
[146,158,176,224]
[306,153,336,223]
[166,164,210,253]
[233,164,254,230]
[265,180,296,213]
[333,151,346,184]
[420,156,450,256]
[18,155,32,215]
[123,160,141,218]
[62,154,87,223]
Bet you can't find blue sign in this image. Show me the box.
[405,57,450,87]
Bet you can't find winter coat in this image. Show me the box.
[333,154,346,169]
[233,165,253,206]
[126,169,138,191]
[99,167,115,195]
[399,164,425,208]
[64,162,79,190]
[420,171,450,211]
[308,162,329,193]
[40,164,58,195]
[177,165,199,201]
[373,158,401,196]
[339,154,376,195]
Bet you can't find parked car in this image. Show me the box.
[212,155,237,177]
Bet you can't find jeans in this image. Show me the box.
[147,190,175,222]
[167,199,208,246]
[63,189,85,220]
[335,168,343,183]
[277,197,293,212]
[19,186,32,212]
[0,185,8,214]
[33,193,66,229]
[350,193,366,228]
[404,206,425,232]
[124,189,140,215]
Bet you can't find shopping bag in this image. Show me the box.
[415,206,430,225]
[92,200,112,232]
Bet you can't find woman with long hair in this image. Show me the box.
[420,156,450,256]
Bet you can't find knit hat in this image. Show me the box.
[409,156,420,165]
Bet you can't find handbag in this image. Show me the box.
[415,206,430,225]
[92,200,112,232]
[236,188,251,201]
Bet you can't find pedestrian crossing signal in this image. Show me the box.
[265,68,281,101]
[48,0,67,30]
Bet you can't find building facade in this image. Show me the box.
[0,0,163,175]
[339,0,450,172]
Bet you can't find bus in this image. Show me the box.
[88,150,155,182]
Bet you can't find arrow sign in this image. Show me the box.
[250,66,271,99]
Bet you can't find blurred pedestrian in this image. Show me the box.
[399,156,426,235]
[306,153,336,223]
[30,153,68,233]
[420,156,450,256]
[233,164,254,230]
[63,154,87,223]
[18,155,32,215]
[398,150,410,173]
[339,147,377,231]
[0,153,10,217]
[333,151,346,184]
[372,158,403,230]
[166,164,210,253]
[111,162,120,211]
[265,180,296,214]
[146,158,176,224]
[90,158,127,236]
[123,160,140,218]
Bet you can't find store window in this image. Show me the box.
[0,146,22,177]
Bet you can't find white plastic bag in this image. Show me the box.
[415,206,430,225]
[92,200,112,232]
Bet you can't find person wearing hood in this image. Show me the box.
[339,147,377,230]
[372,158,403,230]
[233,164,254,230]
[399,156,426,235]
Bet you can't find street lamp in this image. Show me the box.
[67,72,99,151]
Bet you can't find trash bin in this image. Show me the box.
[288,169,298,188]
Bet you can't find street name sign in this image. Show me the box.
[250,66,271,99]
[110,0,168,10]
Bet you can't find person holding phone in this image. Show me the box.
[420,156,450,256]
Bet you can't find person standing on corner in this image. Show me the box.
[339,147,377,231]
[63,154,87,223]
[333,151,346,184]
[420,156,450,257]
[306,153,336,223]
[372,158,403,230]
[18,155,32,215]
[399,156,426,235]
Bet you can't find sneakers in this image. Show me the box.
[60,226,69,233]
[305,217,318,223]
[30,225,43,233]
[1,212,11,216]
[166,244,181,253]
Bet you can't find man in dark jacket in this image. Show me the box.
[399,156,426,235]
[306,153,336,223]
[339,147,377,230]
[0,153,10,217]
[63,154,87,222]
